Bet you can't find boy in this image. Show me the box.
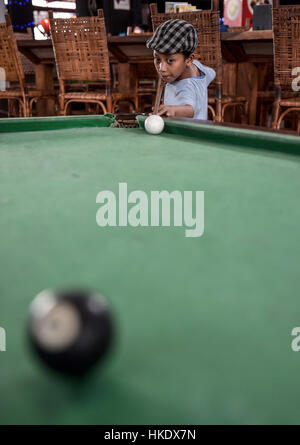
[146,19,216,119]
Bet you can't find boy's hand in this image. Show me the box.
[151,105,194,118]
[156,105,177,117]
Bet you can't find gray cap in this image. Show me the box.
[146,19,198,54]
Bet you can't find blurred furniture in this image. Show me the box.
[150,2,248,122]
[17,30,273,119]
[222,29,273,126]
[272,0,300,131]
[0,14,52,117]
[126,27,157,111]
[136,63,157,112]
[14,31,35,77]
[49,9,137,115]
[7,30,35,117]
[108,34,155,110]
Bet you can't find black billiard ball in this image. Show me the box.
[28,289,114,376]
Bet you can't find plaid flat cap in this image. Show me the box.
[146,19,198,54]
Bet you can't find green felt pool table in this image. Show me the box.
[1,114,300,425]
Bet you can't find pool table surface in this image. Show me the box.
[1,114,300,425]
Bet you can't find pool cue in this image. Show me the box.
[153,77,165,115]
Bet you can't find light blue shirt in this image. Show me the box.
[163,60,216,120]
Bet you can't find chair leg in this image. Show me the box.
[59,95,65,116]
[63,101,69,116]
[97,101,107,114]
[21,99,28,117]
[221,103,229,122]
[64,99,107,116]
[272,100,280,129]
[18,100,23,117]
[128,99,136,113]
[221,102,248,124]
[277,107,300,131]
[215,98,222,122]
[29,98,37,117]
[242,101,249,125]
[106,96,113,113]
[25,98,31,117]
[208,105,215,120]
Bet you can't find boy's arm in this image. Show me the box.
[196,61,216,86]
[156,104,194,118]
[204,66,216,86]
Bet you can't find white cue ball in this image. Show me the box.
[144,115,165,135]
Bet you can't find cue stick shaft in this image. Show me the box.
[153,77,165,115]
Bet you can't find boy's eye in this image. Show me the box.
[167,59,174,63]
[154,57,160,63]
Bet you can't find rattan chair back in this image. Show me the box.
[49,9,111,83]
[0,15,25,87]
[273,0,300,92]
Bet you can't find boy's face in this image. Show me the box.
[153,51,194,82]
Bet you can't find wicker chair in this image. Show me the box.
[49,10,137,116]
[272,0,300,131]
[149,2,248,122]
[0,15,47,117]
